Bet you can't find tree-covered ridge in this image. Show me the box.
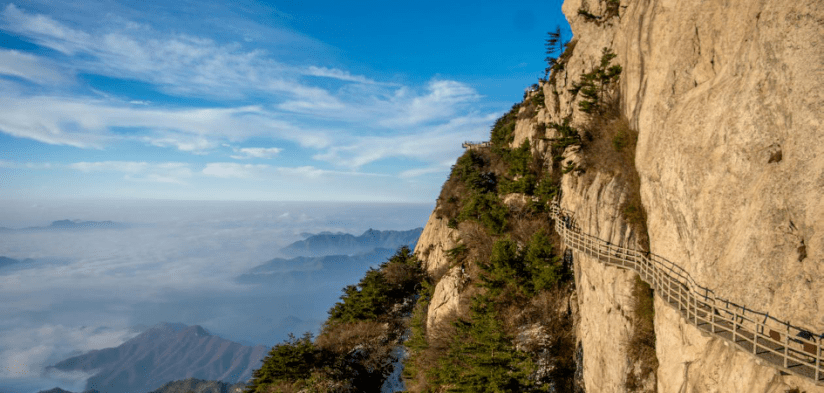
[245,247,423,393]
[403,92,577,391]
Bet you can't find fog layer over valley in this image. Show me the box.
[0,200,431,393]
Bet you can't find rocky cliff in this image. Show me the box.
[413,0,824,392]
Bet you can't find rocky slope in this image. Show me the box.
[413,0,824,392]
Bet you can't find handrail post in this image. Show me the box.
[732,309,738,345]
[816,337,821,382]
[711,302,716,333]
[752,318,758,355]
[689,286,695,323]
[784,323,789,369]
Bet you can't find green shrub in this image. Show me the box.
[503,140,532,177]
[328,269,392,323]
[570,48,621,115]
[451,150,497,194]
[611,128,629,151]
[248,248,424,392]
[458,192,509,235]
[328,247,422,323]
[478,238,525,297]
[430,297,534,392]
[498,174,537,195]
[523,230,564,292]
[245,333,318,393]
[490,104,520,149]
[534,176,560,203]
[548,120,581,151]
[403,279,434,385]
[530,89,546,108]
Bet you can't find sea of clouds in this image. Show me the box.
[0,199,432,393]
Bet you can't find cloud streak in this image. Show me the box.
[0,95,333,151]
[230,147,283,160]
[0,49,68,85]
[69,161,193,184]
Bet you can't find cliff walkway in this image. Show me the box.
[549,203,823,384]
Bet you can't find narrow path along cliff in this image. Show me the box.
[550,202,823,385]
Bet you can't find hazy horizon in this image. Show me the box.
[0,200,432,393]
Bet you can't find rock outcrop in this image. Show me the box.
[413,0,824,392]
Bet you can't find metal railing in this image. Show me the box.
[549,202,823,384]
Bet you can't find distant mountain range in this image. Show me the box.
[37,378,244,393]
[279,227,422,257]
[237,247,399,285]
[36,388,100,393]
[0,256,31,269]
[0,220,129,232]
[48,323,266,393]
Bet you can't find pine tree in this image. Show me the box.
[544,26,565,78]
[431,297,533,392]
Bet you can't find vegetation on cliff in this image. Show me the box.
[245,247,422,393]
[405,88,578,391]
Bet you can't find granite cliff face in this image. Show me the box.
[414,0,824,391]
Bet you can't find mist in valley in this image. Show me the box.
[0,199,432,393]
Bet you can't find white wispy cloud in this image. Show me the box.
[399,161,455,178]
[0,160,54,170]
[69,161,193,184]
[0,4,363,100]
[275,166,391,179]
[202,162,270,179]
[230,147,283,160]
[303,66,384,85]
[147,135,217,153]
[0,95,332,150]
[276,79,482,127]
[1,4,93,56]
[379,80,482,127]
[313,114,495,168]
[0,49,68,85]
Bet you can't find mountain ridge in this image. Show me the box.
[49,323,266,393]
[280,228,422,257]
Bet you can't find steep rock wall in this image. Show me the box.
[413,0,823,391]
[557,0,824,391]
[562,173,648,392]
[415,211,460,277]
[414,211,462,333]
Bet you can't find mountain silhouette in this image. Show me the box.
[279,228,422,257]
[49,323,266,393]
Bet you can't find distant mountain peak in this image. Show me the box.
[187,325,211,337]
[152,322,188,332]
[49,323,266,393]
[280,227,423,258]
[37,388,100,393]
[48,220,126,230]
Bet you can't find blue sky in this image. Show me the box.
[0,0,570,202]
